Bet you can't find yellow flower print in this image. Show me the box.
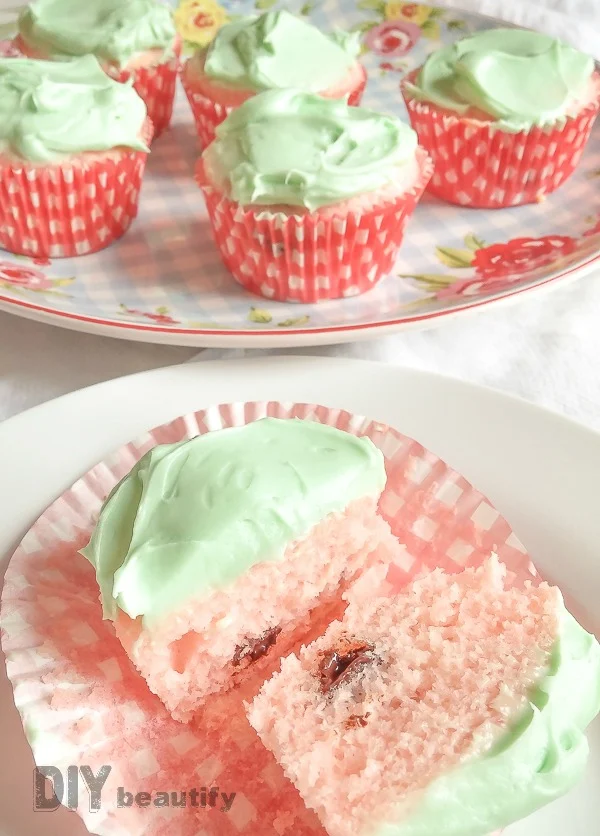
[384,2,432,25]
[174,0,229,48]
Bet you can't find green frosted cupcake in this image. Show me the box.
[15,0,180,137]
[0,55,151,258]
[401,27,600,207]
[181,9,367,148]
[196,89,432,303]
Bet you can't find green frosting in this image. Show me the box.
[0,55,148,162]
[19,0,175,68]
[203,10,359,93]
[81,418,386,626]
[375,605,600,836]
[202,89,418,210]
[406,28,595,132]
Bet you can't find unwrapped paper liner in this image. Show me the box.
[196,149,433,303]
[0,121,153,258]
[0,400,531,835]
[401,70,600,209]
[109,40,181,139]
[181,63,368,149]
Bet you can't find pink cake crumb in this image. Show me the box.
[115,496,401,722]
[247,558,561,836]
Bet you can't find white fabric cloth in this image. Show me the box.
[435,0,600,58]
[1,0,600,429]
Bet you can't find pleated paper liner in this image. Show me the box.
[0,400,532,835]
[109,41,181,140]
[180,65,233,149]
[196,150,433,303]
[0,121,153,259]
[181,62,368,149]
[401,70,600,209]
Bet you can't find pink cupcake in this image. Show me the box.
[15,0,179,139]
[80,417,401,722]
[196,89,432,303]
[0,55,152,258]
[249,557,600,836]
[181,9,367,148]
[401,27,600,208]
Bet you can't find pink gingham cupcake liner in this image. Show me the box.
[0,400,533,834]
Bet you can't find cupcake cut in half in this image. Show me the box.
[81,418,402,722]
[15,0,180,138]
[401,27,600,208]
[196,89,433,303]
[248,557,600,836]
[0,55,152,258]
[181,9,367,148]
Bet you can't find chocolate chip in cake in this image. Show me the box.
[319,641,376,691]
[232,626,282,666]
[345,712,370,729]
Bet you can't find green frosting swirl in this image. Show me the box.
[376,604,600,836]
[19,0,175,68]
[406,28,595,132]
[81,418,386,627]
[202,89,418,210]
[0,55,148,162]
[204,10,360,93]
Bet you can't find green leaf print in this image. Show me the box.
[278,315,310,327]
[356,0,386,12]
[463,233,486,252]
[248,307,273,324]
[447,19,468,32]
[420,19,441,40]
[255,0,279,9]
[435,246,474,269]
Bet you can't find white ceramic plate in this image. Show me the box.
[0,1,599,347]
[0,356,598,835]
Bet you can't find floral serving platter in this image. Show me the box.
[0,1,599,347]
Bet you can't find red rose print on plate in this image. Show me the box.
[0,262,53,291]
[403,232,583,304]
[472,236,577,279]
[0,39,22,58]
[364,21,420,57]
[119,304,179,325]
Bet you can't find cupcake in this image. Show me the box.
[0,55,152,258]
[249,557,600,836]
[401,28,600,208]
[196,89,433,303]
[15,0,179,138]
[80,417,402,722]
[181,9,367,148]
